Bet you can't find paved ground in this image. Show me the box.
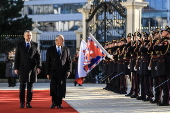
[0,82,170,113]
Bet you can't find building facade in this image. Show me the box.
[22,0,170,59]
[142,0,170,30]
[22,0,87,59]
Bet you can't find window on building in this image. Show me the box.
[23,6,28,15]
[53,4,60,14]
[58,4,64,14]
[43,5,54,14]
[24,3,86,15]
[38,21,79,32]
[28,5,33,15]
[34,5,43,15]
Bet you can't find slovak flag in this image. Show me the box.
[75,40,87,85]
[83,36,106,73]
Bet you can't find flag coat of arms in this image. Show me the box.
[83,36,106,73]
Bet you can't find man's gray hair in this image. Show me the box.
[24,30,32,35]
[55,35,64,40]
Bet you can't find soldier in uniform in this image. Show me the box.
[124,33,133,96]
[128,32,140,98]
[139,32,153,101]
[153,26,170,106]
[134,32,142,100]
[117,38,127,94]
[148,29,161,104]
[113,40,120,93]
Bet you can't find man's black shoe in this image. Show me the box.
[57,105,63,108]
[130,95,137,98]
[79,84,82,86]
[136,96,146,100]
[20,103,25,108]
[50,103,57,108]
[125,93,132,96]
[142,97,150,101]
[119,91,127,94]
[26,103,32,108]
[150,99,158,104]
[157,102,169,106]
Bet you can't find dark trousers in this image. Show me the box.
[144,75,153,99]
[7,77,15,86]
[131,72,139,95]
[153,77,161,102]
[115,75,120,92]
[161,75,169,103]
[140,75,145,98]
[52,96,62,105]
[120,74,127,92]
[19,82,33,104]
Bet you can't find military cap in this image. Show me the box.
[112,39,117,43]
[142,32,149,37]
[155,28,160,33]
[137,32,142,37]
[120,38,127,43]
[105,42,108,46]
[132,32,141,37]
[132,32,137,36]
[161,25,170,33]
[151,28,159,35]
[127,33,132,37]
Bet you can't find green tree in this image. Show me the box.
[0,0,32,34]
[0,0,33,54]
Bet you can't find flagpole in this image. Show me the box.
[89,33,113,60]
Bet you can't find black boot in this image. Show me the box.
[74,81,77,86]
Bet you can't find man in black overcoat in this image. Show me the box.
[14,30,41,108]
[46,35,72,109]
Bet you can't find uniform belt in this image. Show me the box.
[141,56,148,59]
[118,63,124,64]
[118,59,123,61]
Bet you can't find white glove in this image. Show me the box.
[128,65,130,69]
[67,72,70,78]
[134,67,137,71]
[155,66,157,70]
[148,67,151,70]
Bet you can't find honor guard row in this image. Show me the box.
[100,25,170,106]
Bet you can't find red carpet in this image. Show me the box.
[0,90,78,113]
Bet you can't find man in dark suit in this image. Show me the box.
[14,30,41,108]
[46,35,72,109]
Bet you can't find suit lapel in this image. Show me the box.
[60,46,65,59]
[22,42,27,51]
[28,41,34,54]
[53,46,60,59]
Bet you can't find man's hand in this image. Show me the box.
[36,68,41,74]
[47,75,50,80]
[14,70,19,75]
[67,72,70,78]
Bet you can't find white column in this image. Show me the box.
[121,0,148,36]
[74,21,83,49]
[77,0,93,41]
[31,21,42,50]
